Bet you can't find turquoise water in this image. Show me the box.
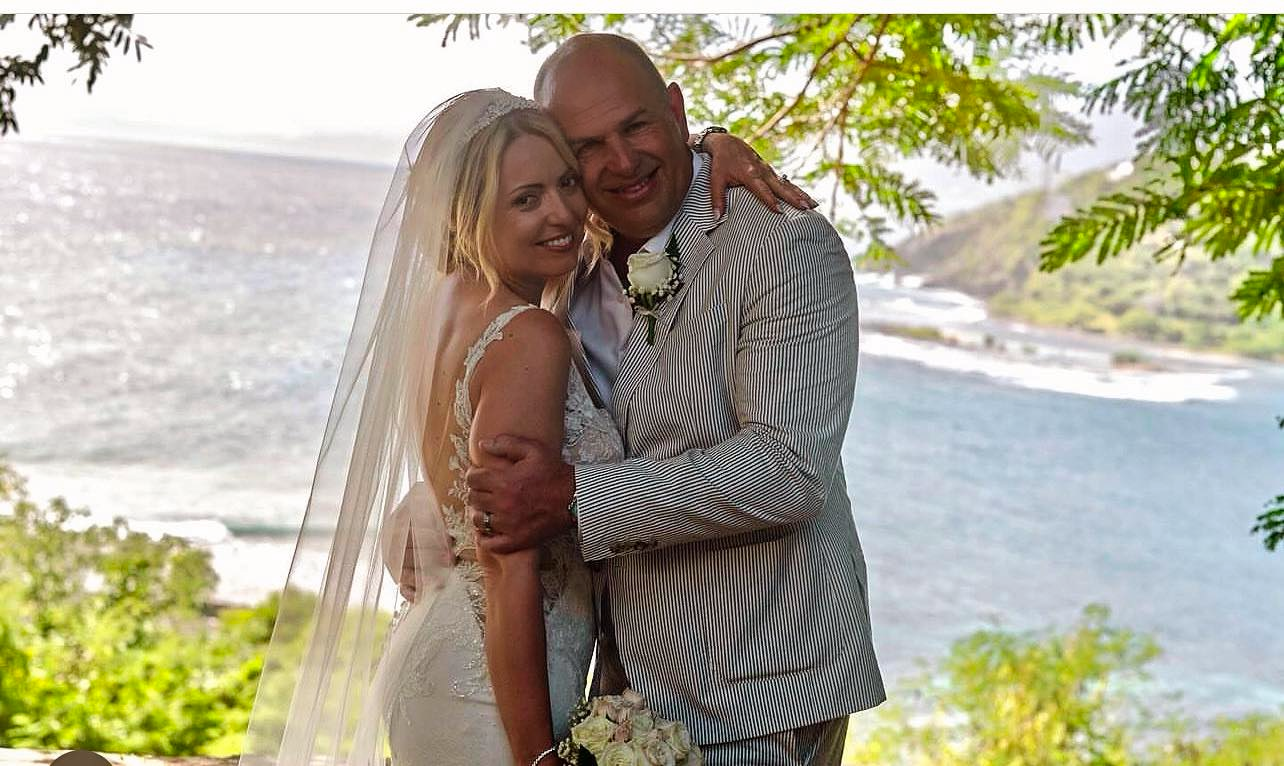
[847,354,1283,715]
[2,138,1280,719]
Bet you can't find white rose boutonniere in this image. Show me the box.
[625,235,682,345]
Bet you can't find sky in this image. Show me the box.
[10,15,539,160]
[8,13,1144,218]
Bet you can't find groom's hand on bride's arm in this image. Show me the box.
[698,130,817,217]
[467,434,576,555]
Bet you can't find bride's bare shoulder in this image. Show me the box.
[477,306,570,377]
[468,306,571,450]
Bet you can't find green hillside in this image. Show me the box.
[895,167,1284,360]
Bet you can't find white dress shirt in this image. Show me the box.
[570,152,705,406]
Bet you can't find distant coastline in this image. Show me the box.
[864,318,1245,373]
[892,164,1284,364]
[8,133,398,172]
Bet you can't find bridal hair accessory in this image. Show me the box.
[626,235,682,345]
[466,93,539,140]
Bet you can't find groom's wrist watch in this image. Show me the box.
[692,125,728,153]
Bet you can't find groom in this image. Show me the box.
[468,33,884,764]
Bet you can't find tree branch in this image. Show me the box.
[852,15,892,90]
[800,16,891,168]
[657,24,805,64]
[749,19,859,141]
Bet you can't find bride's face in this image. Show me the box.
[489,133,587,296]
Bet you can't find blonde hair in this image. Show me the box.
[415,106,608,314]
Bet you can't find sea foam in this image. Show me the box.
[861,332,1244,404]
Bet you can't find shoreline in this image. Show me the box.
[864,320,1252,373]
[852,272,1277,405]
[855,271,1279,370]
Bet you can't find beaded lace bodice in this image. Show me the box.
[442,304,623,615]
[383,303,622,746]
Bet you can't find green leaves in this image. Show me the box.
[413,14,1090,262]
[1040,179,1182,270]
[1251,415,1284,552]
[0,461,264,755]
[1251,495,1284,552]
[1039,15,1284,324]
[846,605,1284,763]
[846,606,1161,765]
[0,14,150,136]
[1036,21,1284,578]
[1231,257,1284,322]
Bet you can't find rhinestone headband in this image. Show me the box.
[465,93,539,141]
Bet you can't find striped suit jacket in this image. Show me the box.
[572,159,885,745]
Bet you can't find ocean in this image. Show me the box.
[2,138,1281,720]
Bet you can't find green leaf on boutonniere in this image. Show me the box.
[625,234,682,346]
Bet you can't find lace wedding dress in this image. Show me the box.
[374,304,623,764]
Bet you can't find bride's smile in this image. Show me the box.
[490,132,588,300]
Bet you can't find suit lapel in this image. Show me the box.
[611,160,727,433]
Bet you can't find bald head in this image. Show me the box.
[532,32,691,242]
[534,33,668,107]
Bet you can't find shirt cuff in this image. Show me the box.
[573,462,615,562]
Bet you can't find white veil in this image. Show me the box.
[237,88,540,766]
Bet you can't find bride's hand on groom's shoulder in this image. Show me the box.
[700,130,818,217]
[467,434,575,555]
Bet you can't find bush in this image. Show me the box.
[1151,715,1284,765]
[0,462,271,755]
[845,605,1156,765]
[843,606,1284,765]
[3,462,1281,761]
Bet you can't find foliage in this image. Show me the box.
[0,14,149,136]
[1034,15,1284,548]
[1037,15,1284,325]
[1249,417,1284,551]
[1254,497,1284,551]
[845,605,1160,765]
[842,605,1284,765]
[0,461,270,755]
[3,463,1282,759]
[865,323,953,345]
[1150,714,1284,765]
[0,460,389,757]
[411,13,1091,261]
[896,164,1284,360]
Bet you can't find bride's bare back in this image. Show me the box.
[377,270,623,764]
[416,274,535,538]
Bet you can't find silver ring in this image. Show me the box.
[481,511,495,537]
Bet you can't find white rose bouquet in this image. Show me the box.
[625,236,682,345]
[556,688,702,766]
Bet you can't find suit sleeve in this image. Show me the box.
[572,212,859,562]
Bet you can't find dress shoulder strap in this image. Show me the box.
[455,303,539,430]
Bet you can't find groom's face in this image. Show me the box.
[539,49,692,243]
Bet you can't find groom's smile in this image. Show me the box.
[535,36,693,245]
[605,164,660,203]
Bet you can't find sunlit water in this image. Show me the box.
[2,139,1281,719]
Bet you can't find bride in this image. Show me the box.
[237,89,799,766]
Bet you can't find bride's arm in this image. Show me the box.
[694,129,818,216]
[469,307,572,766]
